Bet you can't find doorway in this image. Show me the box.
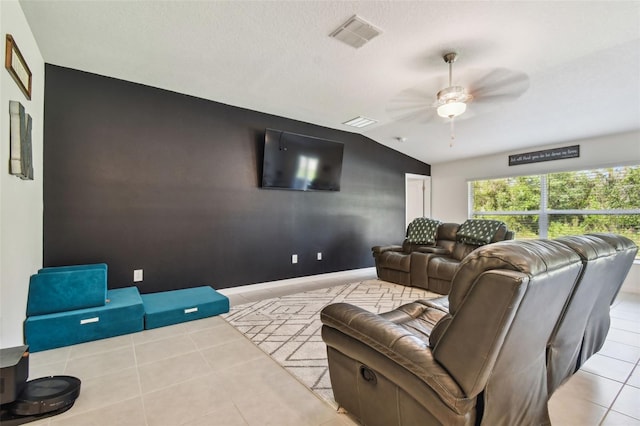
[405,174,431,228]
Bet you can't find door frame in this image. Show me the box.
[405,173,432,228]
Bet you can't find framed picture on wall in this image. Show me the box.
[5,34,32,100]
[9,100,34,180]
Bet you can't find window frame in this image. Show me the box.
[468,166,640,240]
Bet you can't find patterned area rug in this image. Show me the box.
[222,279,438,406]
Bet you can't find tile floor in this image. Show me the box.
[21,269,640,426]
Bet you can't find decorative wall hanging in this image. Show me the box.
[9,100,33,180]
[509,145,580,166]
[5,34,32,100]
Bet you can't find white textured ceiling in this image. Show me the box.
[19,0,640,164]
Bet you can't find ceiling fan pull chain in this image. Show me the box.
[449,118,455,147]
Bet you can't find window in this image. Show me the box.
[469,166,640,255]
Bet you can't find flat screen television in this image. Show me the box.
[261,129,344,191]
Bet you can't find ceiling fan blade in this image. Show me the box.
[469,68,530,99]
[386,87,437,123]
[388,107,436,124]
[472,93,524,104]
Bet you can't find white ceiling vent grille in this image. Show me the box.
[329,15,382,49]
[343,116,377,128]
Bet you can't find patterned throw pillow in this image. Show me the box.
[407,218,441,244]
[457,219,506,245]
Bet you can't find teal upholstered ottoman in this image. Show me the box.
[141,286,229,330]
[27,263,108,316]
[25,286,144,352]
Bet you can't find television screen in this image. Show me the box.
[261,129,344,191]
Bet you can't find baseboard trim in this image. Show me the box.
[218,267,376,296]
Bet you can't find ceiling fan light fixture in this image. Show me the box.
[437,101,467,118]
[436,85,472,118]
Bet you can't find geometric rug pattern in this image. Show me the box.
[222,279,438,405]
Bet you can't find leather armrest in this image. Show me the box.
[372,245,404,254]
[417,246,450,255]
[418,296,450,313]
[321,303,470,411]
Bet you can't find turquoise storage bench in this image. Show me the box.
[141,286,229,329]
[25,287,144,352]
[27,263,108,316]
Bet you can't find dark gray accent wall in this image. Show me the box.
[43,64,430,292]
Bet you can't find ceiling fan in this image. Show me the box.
[387,51,530,144]
[435,52,472,119]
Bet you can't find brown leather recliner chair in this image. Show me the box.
[372,218,443,287]
[418,234,637,397]
[373,220,514,294]
[544,235,621,394]
[322,239,583,426]
[410,222,514,294]
[578,233,638,366]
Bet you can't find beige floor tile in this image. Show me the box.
[64,346,136,380]
[50,397,145,426]
[266,376,341,425]
[200,336,266,371]
[142,316,226,337]
[56,367,140,417]
[232,389,325,426]
[611,385,640,420]
[217,355,336,426]
[550,370,623,410]
[611,317,640,334]
[320,414,360,426]
[627,365,640,388]
[548,394,607,425]
[28,346,70,367]
[214,356,295,398]
[182,314,228,332]
[131,322,189,345]
[599,340,640,364]
[237,289,278,303]
[601,410,640,425]
[607,328,640,348]
[581,353,636,382]
[28,360,67,380]
[181,400,248,426]
[138,350,212,394]
[611,305,640,322]
[67,334,133,360]
[226,293,253,307]
[134,333,197,365]
[22,417,51,426]
[142,372,232,426]
[188,322,244,350]
[612,294,640,314]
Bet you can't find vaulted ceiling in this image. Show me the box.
[19,1,640,164]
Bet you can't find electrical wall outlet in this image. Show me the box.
[291,254,298,264]
[133,269,143,282]
[317,252,322,261]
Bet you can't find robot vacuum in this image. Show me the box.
[0,346,81,425]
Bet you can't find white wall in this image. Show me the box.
[431,130,640,292]
[0,0,44,348]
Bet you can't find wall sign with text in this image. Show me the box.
[509,145,580,166]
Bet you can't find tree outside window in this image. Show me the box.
[469,165,640,256]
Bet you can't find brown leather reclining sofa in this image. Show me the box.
[373,219,514,294]
[322,234,637,426]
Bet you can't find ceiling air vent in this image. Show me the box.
[343,116,377,128]
[329,15,382,49]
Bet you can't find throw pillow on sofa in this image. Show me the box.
[407,218,441,244]
[456,219,506,245]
